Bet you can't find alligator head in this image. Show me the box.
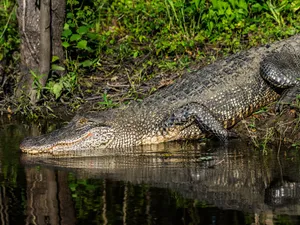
[20,112,115,156]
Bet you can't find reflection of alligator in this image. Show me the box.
[21,142,300,215]
[20,35,300,155]
[265,180,300,207]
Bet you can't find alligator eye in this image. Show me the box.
[79,118,88,125]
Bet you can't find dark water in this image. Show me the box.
[1,116,300,225]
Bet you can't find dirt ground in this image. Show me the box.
[233,105,300,148]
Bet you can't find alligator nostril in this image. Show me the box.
[22,137,30,141]
[20,136,35,149]
[19,142,26,149]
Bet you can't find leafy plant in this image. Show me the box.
[0,0,18,61]
[97,93,118,108]
[31,70,46,101]
[45,72,78,100]
[266,0,300,26]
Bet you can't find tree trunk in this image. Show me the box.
[36,0,51,104]
[16,0,40,102]
[52,0,66,73]
[16,0,65,104]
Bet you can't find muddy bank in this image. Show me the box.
[234,105,300,148]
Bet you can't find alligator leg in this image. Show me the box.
[260,47,300,111]
[163,103,237,141]
[275,86,300,112]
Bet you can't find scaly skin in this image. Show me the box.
[20,35,300,155]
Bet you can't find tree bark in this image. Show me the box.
[52,0,66,73]
[16,0,66,104]
[16,0,40,102]
[35,0,51,104]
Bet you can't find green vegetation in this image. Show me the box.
[0,0,300,115]
[0,0,18,62]
[0,0,19,99]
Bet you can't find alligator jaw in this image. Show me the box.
[20,119,115,155]
[20,132,93,155]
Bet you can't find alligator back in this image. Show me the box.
[139,35,300,128]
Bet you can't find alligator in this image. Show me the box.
[20,35,300,155]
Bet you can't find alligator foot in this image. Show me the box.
[227,130,239,138]
[163,102,237,141]
[275,86,300,112]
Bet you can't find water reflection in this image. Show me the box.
[21,142,300,224]
[25,168,76,225]
[1,118,300,224]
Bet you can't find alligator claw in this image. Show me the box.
[275,86,300,113]
[227,131,239,139]
[275,101,288,113]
